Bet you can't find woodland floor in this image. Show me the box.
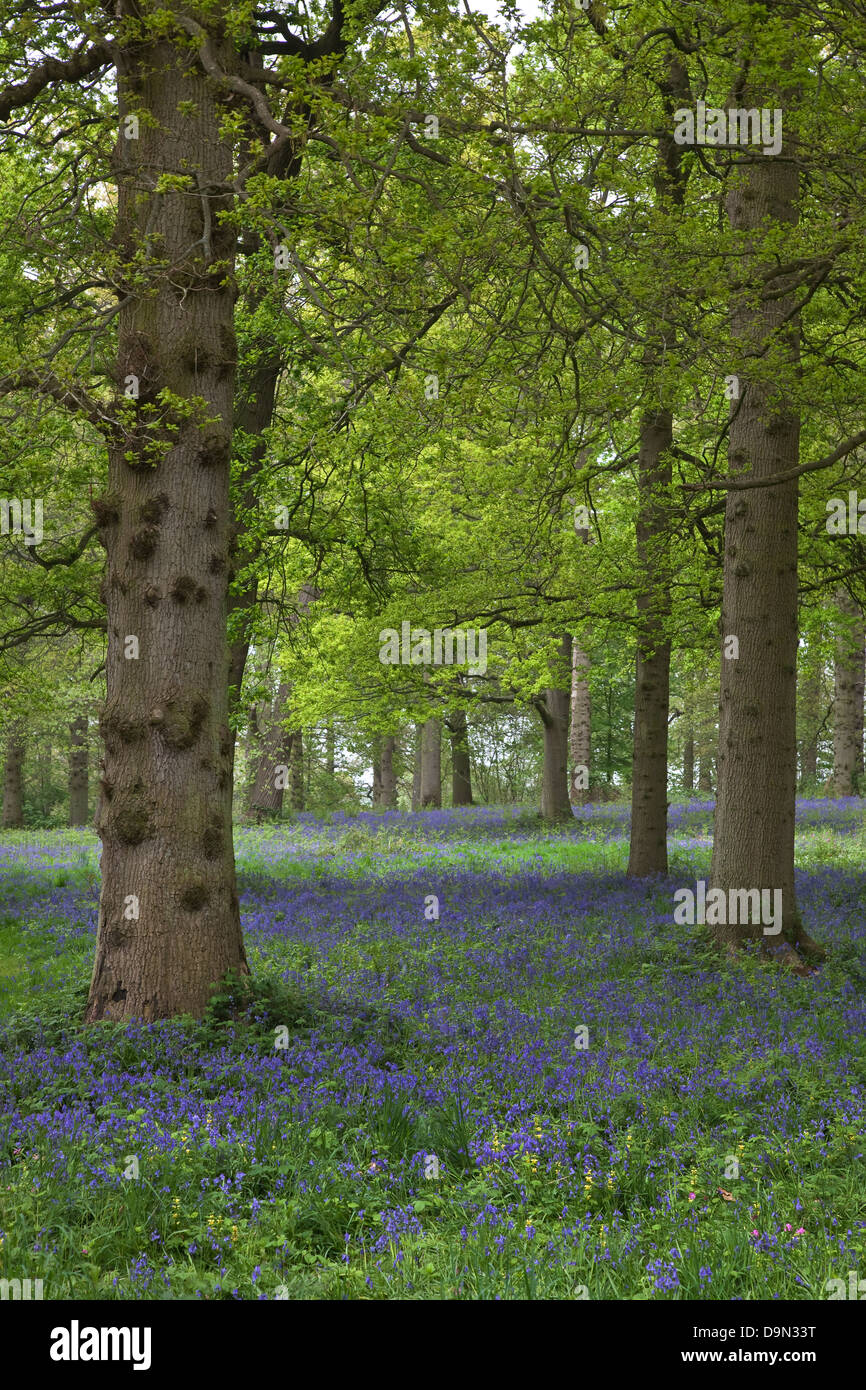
[0,799,865,1300]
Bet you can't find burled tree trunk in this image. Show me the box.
[68,716,89,826]
[420,718,442,808]
[539,635,573,821]
[448,710,473,805]
[2,733,25,828]
[86,23,248,1022]
[248,684,292,821]
[833,590,865,796]
[709,72,822,966]
[569,640,591,804]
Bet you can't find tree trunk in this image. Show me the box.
[448,710,473,805]
[569,640,591,804]
[420,718,442,807]
[709,76,822,967]
[539,635,573,821]
[627,405,672,877]
[68,716,89,826]
[698,751,713,792]
[833,590,865,796]
[2,733,25,829]
[682,726,695,793]
[86,25,248,1022]
[248,684,292,821]
[381,734,397,807]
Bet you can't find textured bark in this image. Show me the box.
[448,709,473,805]
[420,718,442,807]
[539,635,573,821]
[833,590,865,796]
[682,726,695,792]
[2,733,25,828]
[248,683,292,821]
[68,716,89,826]
[86,23,248,1022]
[569,640,591,804]
[709,76,822,966]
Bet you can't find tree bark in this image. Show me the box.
[372,734,384,806]
[420,718,442,807]
[68,716,89,826]
[569,640,591,804]
[325,722,335,778]
[447,709,473,805]
[833,590,865,796]
[290,728,304,810]
[2,733,25,829]
[709,73,822,966]
[538,635,573,821]
[86,24,248,1022]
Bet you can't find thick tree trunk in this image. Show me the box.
[569,640,591,804]
[420,718,442,808]
[448,710,473,805]
[86,27,248,1022]
[682,726,695,793]
[539,635,573,821]
[709,78,821,966]
[833,590,865,796]
[248,684,292,821]
[2,733,25,828]
[68,716,89,826]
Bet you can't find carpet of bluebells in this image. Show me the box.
[1,797,865,1300]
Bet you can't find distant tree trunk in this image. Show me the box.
[448,710,473,805]
[420,718,442,807]
[682,726,695,793]
[68,717,89,826]
[325,722,335,777]
[833,591,865,796]
[538,635,573,821]
[248,684,291,821]
[290,729,304,810]
[2,733,25,828]
[709,78,822,968]
[372,735,384,806]
[799,662,820,787]
[411,724,422,810]
[569,640,591,804]
[698,751,713,792]
[381,735,398,808]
